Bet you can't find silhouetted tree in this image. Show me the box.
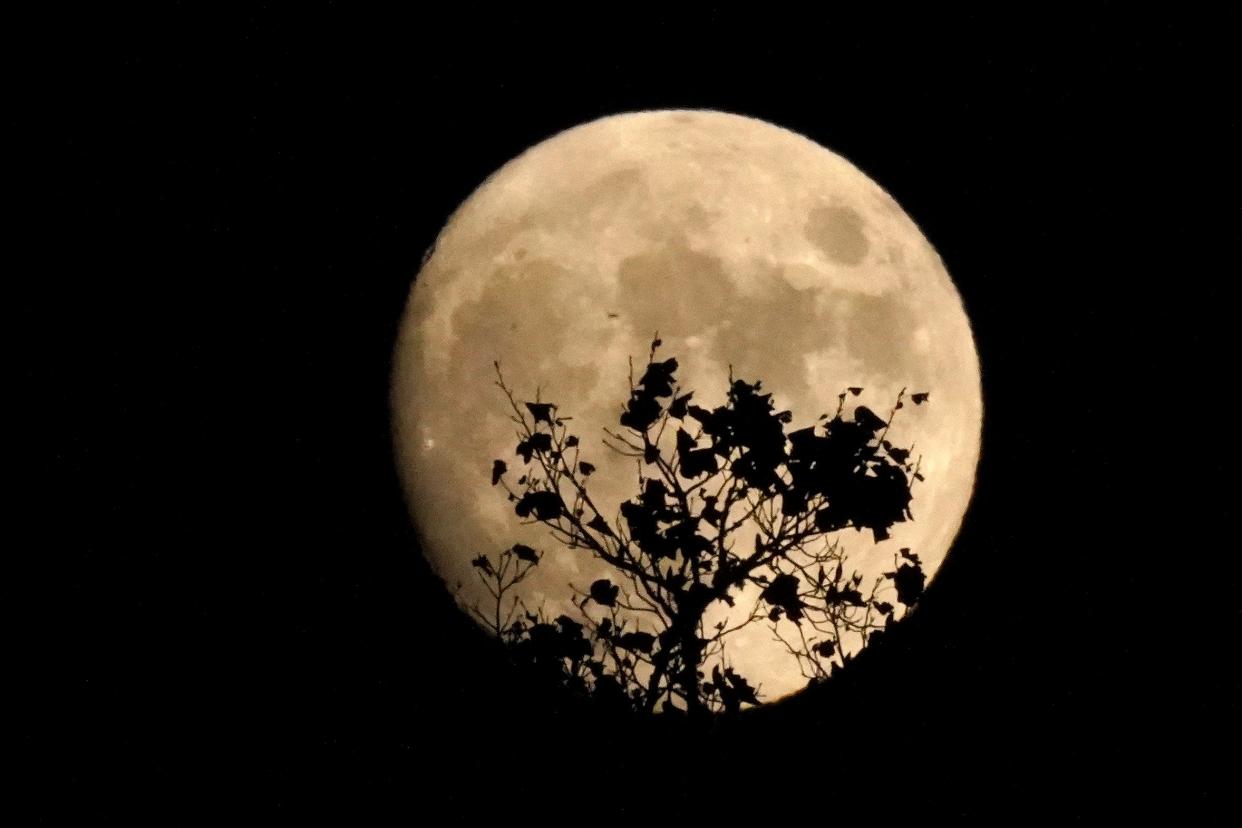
[476,337,929,716]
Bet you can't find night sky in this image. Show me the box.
[23,8,1235,822]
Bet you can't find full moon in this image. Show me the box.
[392,110,982,702]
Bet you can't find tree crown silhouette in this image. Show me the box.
[475,337,929,716]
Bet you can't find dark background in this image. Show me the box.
[23,7,1235,822]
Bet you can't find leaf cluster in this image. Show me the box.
[477,340,929,714]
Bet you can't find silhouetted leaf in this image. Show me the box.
[556,614,583,636]
[589,579,620,607]
[815,506,849,532]
[854,406,887,432]
[471,555,493,574]
[639,358,679,398]
[814,639,836,658]
[491,459,507,485]
[762,573,805,621]
[586,513,614,536]
[565,435,579,448]
[669,392,694,419]
[699,495,723,525]
[887,563,926,606]
[578,461,596,476]
[641,479,670,510]
[848,387,863,396]
[515,490,563,520]
[874,601,894,615]
[620,393,662,431]
[512,544,539,563]
[911,392,930,405]
[643,444,661,464]
[618,632,655,654]
[515,440,534,463]
[676,428,719,479]
[888,447,910,464]
[620,500,664,557]
[826,584,866,607]
[687,405,715,426]
[525,402,556,424]
[714,666,759,713]
[515,433,552,462]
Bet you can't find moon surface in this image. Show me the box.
[392,110,982,702]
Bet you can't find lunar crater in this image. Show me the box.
[806,204,870,265]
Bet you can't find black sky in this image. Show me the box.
[22,8,1236,822]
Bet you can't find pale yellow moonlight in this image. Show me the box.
[392,110,982,702]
